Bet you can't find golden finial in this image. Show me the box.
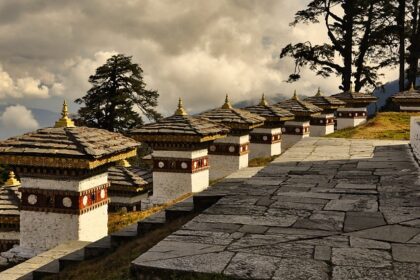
[54,100,75,128]
[409,83,416,92]
[349,82,355,93]
[174,97,188,116]
[4,171,20,187]
[116,159,131,167]
[291,90,299,100]
[221,94,233,109]
[315,87,323,97]
[259,93,269,106]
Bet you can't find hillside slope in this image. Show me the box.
[327,112,420,140]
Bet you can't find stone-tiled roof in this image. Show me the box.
[275,91,323,116]
[108,165,152,191]
[199,95,265,130]
[392,84,420,103]
[0,126,139,162]
[331,85,377,106]
[244,95,294,123]
[0,185,20,217]
[304,89,346,109]
[131,99,229,143]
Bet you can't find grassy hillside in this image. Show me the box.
[326,112,420,140]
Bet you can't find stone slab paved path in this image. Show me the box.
[132,137,420,279]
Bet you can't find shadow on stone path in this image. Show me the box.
[132,137,420,280]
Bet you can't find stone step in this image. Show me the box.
[137,212,166,236]
[32,260,59,280]
[165,199,195,221]
[58,248,85,271]
[110,223,139,247]
[84,236,112,260]
[192,192,224,212]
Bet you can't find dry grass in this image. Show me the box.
[108,193,192,233]
[248,156,277,167]
[326,112,420,140]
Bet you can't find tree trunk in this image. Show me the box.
[342,1,354,91]
[408,0,419,87]
[398,0,406,91]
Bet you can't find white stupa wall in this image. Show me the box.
[281,121,310,150]
[19,173,109,254]
[336,108,367,130]
[249,127,281,159]
[208,135,249,180]
[310,114,335,136]
[151,149,209,204]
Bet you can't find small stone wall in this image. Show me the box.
[410,116,420,159]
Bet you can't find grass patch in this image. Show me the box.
[326,112,420,140]
[248,155,277,167]
[45,215,196,280]
[108,193,192,233]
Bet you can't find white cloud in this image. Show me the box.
[0,64,64,99]
[0,105,39,130]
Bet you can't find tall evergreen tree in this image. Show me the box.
[280,0,397,92]
[408,0,420,86]
[75,54,161,133]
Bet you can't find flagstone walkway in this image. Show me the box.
[132,137,420,280]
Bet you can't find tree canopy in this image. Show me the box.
[75,54,162,133]
[281,0,419,92]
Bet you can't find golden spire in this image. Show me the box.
[116,159,131,167]
[349,82,355,93]
[174,97,188,116]
[259,93,269,106]
[221,94,233,109]
[409,83,416,92]
[54,100,75,128]
[315,87,323,97]
[4,171,20,187]
[291,90,299,100]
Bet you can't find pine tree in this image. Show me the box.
[75,54,161,133]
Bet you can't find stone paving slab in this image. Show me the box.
[132,137,420,279]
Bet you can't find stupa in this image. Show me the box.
[108,160,152,212]
[131,98,229,204]
[0,172,20,253]
[275,91,322,149]
[304,88,346,114]
[199,95,265,180]
[244,94,294,159]
[0,101,139,255]
[391,83,420,112]
[332,83,377,129]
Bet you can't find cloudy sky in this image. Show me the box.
[0,0,398,138]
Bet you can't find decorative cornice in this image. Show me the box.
[153,156,209,173]
[250,133,281,144]
[208,143,249,156]
[0,149,137,170]
[20,183,109,214]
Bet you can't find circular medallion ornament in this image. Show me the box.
[339,113,342,117]
[295,128,301,133]
[62,197,72,208]
[100,189,106,199]
[281,128,286,133]
[320,120,324,124]
[82,195,88,206]
[28,194,37,205]
[263,136,268,141]
[209,145,216,152]
[229,146,235,153]
[158,161,165,168]
[355,113,358,117]
[181,162,188,169]
[349,113,353,117]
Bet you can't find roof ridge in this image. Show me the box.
[63,127,92,158]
